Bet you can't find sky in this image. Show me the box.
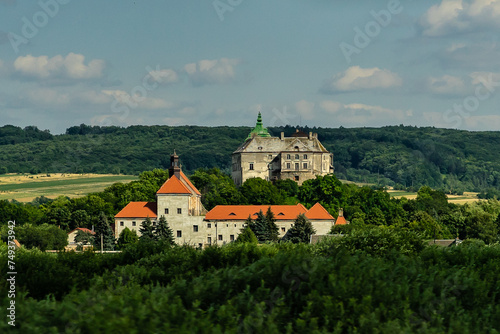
[1,0,500,134]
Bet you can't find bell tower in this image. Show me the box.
[169,150,181,178]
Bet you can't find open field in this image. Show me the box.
[0,173,137,202]
[387,190,481,204]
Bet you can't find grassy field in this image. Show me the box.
[387,189,481,204]
[0,173,137,202]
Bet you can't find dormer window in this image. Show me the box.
[277,212,284,216]
[229,212,236,216]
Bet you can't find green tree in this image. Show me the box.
[70,210,90,230]
[190,168,243,210]
[265,206,279,242]
[139,216,156,242]
[93,212,115,251]
[240,178,286,205]
[117,227,139,249]
[282,214,316,243]
[235,226,258,244]
[74,229,94,247]
[248,209,279,243]
[298,175,345,214]
[155,216,175,245]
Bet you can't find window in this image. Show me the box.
[295,163,299,170]
[165,208,169,214]
[304,154,308,159]
[230,235,235,241]
[207,223,212,228]
[132,221,136,227]
[207,237,212,244]
[218,235,223,241]
[152,222,156,227]
[281,227,286,232]
[120,221,124,226]
[286,154,291,160]
[193,225,198,232]
[303,163,308,169]
[268,154,272,160]
[226,224,229,227]
[177,230,182,238]
[295,175,300,181]
[295,154,299,160]
[286,163,291,169]
[234,224,237,227]
[177,208,182,214]
[249,163,254,170]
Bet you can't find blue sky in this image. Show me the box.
[1,0,500,134]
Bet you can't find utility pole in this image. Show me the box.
[101,234,103,253]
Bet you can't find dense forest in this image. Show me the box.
[2,233,500,332]
[2,123,500,194]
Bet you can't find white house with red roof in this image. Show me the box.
[115,152,336,246]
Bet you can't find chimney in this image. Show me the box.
[309,132,312,139]
[338,208,344,217]
[280,132,284,140]
[169,150,181,178]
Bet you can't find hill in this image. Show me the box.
[1,124,500,194]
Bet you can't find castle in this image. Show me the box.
[231,113,334,186]
[114,152,338,246]
[113,115,339,246]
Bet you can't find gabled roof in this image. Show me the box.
[68,227,96,235]
[305,203,334,220]
[205,203,333,221]
[115,202,157,218]
[179,171,201,195]
[157,175,192,194]
[156,171,201,195]
[335,216,348,225]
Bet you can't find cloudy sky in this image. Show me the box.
[1,0,500,134]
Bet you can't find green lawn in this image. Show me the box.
[0,174,137,202]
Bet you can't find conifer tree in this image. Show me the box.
[282,214,316,243]
[155,215,175,245]
[139,216,156,242]
[249,211,268,242]
[236,226,258,244]
[93,211,115,251]
[265,206,279,242]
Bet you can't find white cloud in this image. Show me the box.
[420,0,500,37]
[427,75,467,95]
[319,100,409,126]
[184,58,240,86]
[13,53,105,82]
[148,68,179,85]
[101,90,173,110]
[26,88,71,107]
[321,66,402,93]
[295,100,315,120]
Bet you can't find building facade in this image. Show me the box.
[114,152,337,246]
[232,113,334,186]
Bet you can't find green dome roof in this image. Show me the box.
[247,112,271,139]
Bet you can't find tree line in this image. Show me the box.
[1,168,499,250]
[2,123,500,194]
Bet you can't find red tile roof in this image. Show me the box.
[305,203,334,220]
[335,216,348,225]
[157,175,192,194]
[68,227,96,235]
[115,202,157,218]
[179,171,201,195]
[205,203,333,221]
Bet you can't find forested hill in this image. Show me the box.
[1,123,500,193]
